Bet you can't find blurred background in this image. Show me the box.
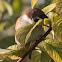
[0,0,55,49]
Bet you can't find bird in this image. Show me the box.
[15,8,48,48]
[15,8,48,59]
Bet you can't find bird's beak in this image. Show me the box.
[34,15,48,22]
[36,15,48,20]
[43,15,48,18]
[40,15,48,19]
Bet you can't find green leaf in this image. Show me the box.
[0,22,6,32]
[44,18,51,27]
[44,39,62,62]
[16,24,34,47]
[0,0,5,13]
[12,0,23,15]
[31,49,41,62]
[3,58,18,62]
[56,0,62,17]
[7,44,18,50]
[0,49,12,54]
[25,19,44,45]
[42,3,56,14]
[42,3,56,32]
[7,45,20,60]
[52,13,62,42]
[52,0,62,42]
[7,44,30,60]
[0,49,12,60]
[41,51,51,62]
[0,36,15,49]
[3,1,13,16]
[31,47,51,62]
[0,49,19,60]
[20,55,31,62]
[51,0,56,3]
[0,44,29,60]
[4,20,15,29]
[31,0,38,9]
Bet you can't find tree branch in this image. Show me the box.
[17,27,52,62]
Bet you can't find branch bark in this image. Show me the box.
[17,27,52,62]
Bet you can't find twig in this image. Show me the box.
[17,27,52,62]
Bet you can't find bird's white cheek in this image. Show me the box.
[15,15,35,31]
[22,14,35,24]
[28,18,35,24]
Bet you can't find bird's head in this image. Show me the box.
[25,8,48,22]
[15,8,48,30]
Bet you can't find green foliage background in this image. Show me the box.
[0,0,62,62]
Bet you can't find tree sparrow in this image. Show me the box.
[15,8,48,48]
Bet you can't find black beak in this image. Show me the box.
[40,14,48,19]
[43,15,48,19]
[34,15,48,22]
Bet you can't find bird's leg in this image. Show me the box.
[29,51,32,59]
[29,41,36,59]
[29,42,32,59]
